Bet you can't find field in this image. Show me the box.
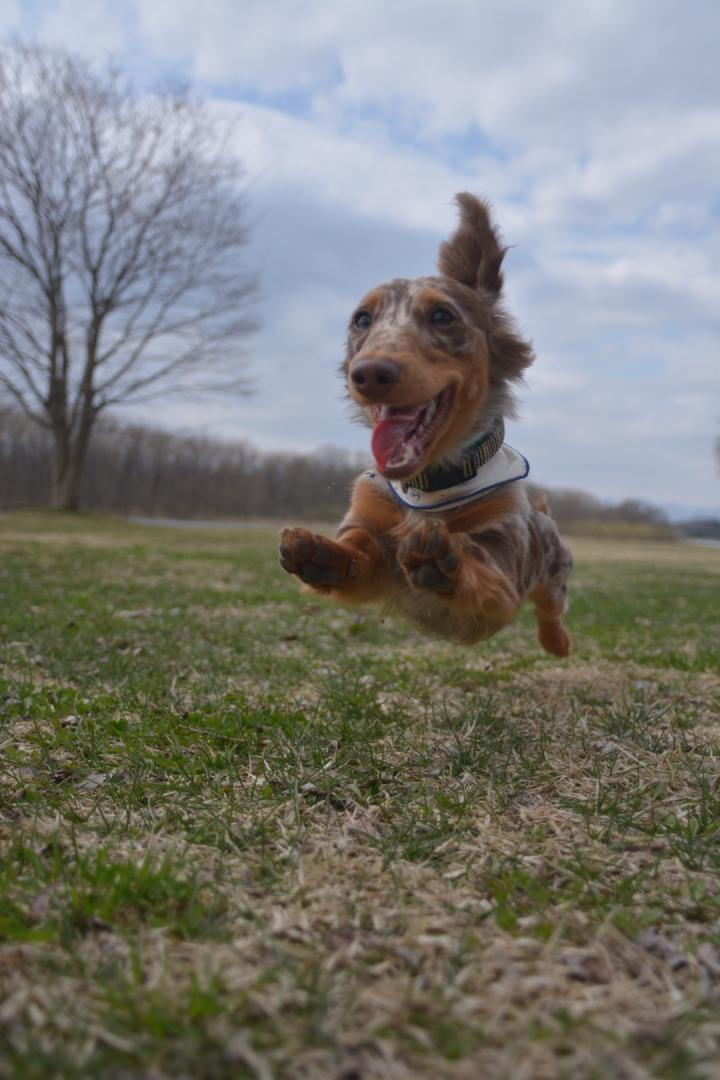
[0,512,719,1079]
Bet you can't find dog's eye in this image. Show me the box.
[430,306,454,327]
[353,310,372,331]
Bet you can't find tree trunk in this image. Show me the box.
[50,455,82,511]
[50,425,88,511]
[49,389,97,511]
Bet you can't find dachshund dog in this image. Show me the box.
[279,194,572,656]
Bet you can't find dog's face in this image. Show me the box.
[344,194,534,480]
[346,275,494,479]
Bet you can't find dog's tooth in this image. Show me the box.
[418,398,437,432]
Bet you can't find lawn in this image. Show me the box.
[0,511,719,1079]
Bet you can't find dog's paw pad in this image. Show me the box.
[438,550,459,574]
[399,522,460,593]
[409,563,455,592]
[279,528,354,587]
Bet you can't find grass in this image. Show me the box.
[0,510,719,1078]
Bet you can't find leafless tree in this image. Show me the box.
[0,42,256,510]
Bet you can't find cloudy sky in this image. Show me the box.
[4,0,719,515]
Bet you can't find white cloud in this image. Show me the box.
[223,102,475,233]
[34,0,132,58]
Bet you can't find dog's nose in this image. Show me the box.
[350,357,402,399]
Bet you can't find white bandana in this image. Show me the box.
[380,444,529,512]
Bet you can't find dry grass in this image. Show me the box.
[0,513,719,1078]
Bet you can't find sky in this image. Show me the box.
[2,0,719,517]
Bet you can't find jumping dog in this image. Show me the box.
[280,194,573,656]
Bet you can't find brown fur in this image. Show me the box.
[280,193,573,656]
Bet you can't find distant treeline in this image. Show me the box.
[0,405,363,520]
[0,404,680,533]
[526,486,674,537]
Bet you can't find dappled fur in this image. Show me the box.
[280,193,573,655]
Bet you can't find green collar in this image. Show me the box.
[402,416,506,493]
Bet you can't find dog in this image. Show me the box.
[279,193,572,656]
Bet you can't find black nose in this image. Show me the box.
[350,357,402,399]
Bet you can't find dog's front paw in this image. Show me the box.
[397,520,460,593]
[279,527,357,588]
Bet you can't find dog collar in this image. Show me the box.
[371,418,529,512]
[406,416,506,492]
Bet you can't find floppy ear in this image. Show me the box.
[437,192,506,296]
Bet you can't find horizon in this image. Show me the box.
[2,398,715,524]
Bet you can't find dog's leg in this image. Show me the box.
[530,583,571,657]
[279,524,391,601]
[397,519,521,632]
[279,475,400,603]
[528,508,573,657]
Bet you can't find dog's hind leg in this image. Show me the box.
[530,582,571,657]
[528,500,573,657]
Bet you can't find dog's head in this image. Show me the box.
[344,193,533,480]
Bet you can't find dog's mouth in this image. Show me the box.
[369,386,454,479]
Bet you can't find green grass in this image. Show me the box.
[0,511,719,1078]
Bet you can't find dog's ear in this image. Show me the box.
[437,193,506,297]
[439,193,533,381]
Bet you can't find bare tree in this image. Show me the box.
[0,42,256,510]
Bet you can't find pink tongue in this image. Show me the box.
[371,411,422,472]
